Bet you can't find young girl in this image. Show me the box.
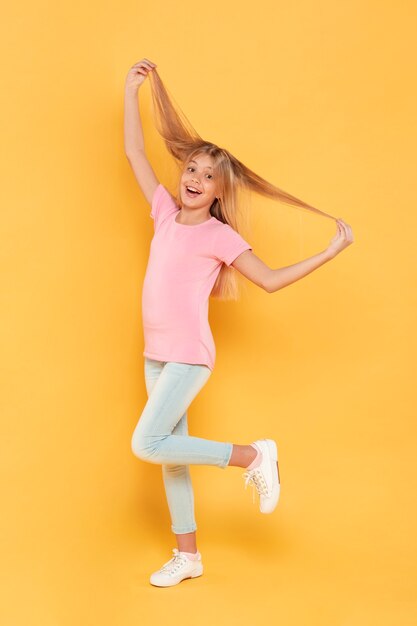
[124,58,354,587]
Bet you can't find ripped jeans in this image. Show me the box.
[131,358,234,534]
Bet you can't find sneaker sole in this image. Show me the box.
[266,439,280,483]
[150,565,203,587]
[260,439,280,513]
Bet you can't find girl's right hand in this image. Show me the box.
[125,58,157,91]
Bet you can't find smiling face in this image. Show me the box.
[179,153,219,209]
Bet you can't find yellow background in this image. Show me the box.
[1,0,416,624]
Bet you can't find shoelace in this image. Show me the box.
[242,467,269,504]
[158,549,188,576]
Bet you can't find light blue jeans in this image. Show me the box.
[131,358,234,534]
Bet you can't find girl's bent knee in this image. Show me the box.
[131,432,151,461]
[131,431,165,462]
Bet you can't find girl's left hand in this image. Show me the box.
[326,219,354,258]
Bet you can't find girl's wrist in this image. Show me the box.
[125,83,140,95]
[324,247,337,261]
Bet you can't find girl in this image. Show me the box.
[124,58,354,588]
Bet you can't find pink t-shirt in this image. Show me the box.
[141,183,253,371]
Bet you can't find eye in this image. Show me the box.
[187,166,194,172]
[206,174,213,179]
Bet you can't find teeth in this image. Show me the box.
[187,186,201,193]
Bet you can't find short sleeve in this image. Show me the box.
[150,183,179,231]
[213,224,253,267]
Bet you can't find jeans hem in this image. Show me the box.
[221,442,233,468]
[171,525,198,534]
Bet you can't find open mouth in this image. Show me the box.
[185,185,202,198]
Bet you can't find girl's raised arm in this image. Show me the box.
[124,58,159,206]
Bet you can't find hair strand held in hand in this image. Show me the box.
[147,68,337,300]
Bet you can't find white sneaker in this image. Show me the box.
[149,548,203,587]
[242,439,280,513]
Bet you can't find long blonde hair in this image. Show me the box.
[148,69,337,300]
